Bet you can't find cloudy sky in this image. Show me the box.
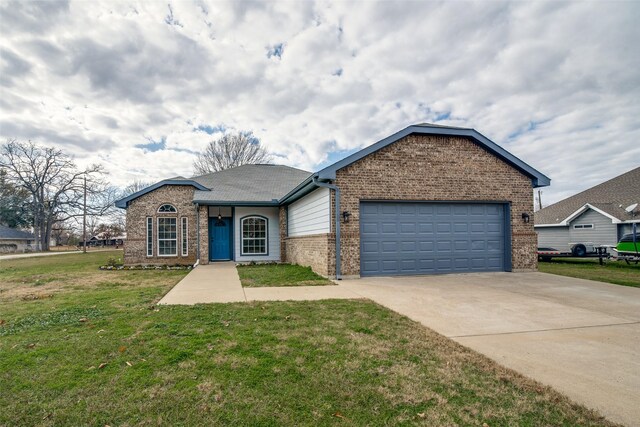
[1,0,639,207]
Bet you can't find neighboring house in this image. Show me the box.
[535,167,640,250]
[83,232,126,247]
[0,224,35,254]
[115,123,550,278]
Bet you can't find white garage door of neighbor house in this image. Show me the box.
[360,202,509,277]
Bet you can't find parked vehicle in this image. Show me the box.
[615,232,639,256]
[537,243,609,262]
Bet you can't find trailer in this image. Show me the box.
[537,245,610,264]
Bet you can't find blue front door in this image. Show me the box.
[209,217,232,260]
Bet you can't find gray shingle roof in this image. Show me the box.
[191,164,312,203]
[535,166,640,224]
[0,224,35,240]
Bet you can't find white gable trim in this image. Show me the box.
[536,203,622,228]
[567,203,621,224]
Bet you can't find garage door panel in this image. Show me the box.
[361,202,507,276]
[400,222,416,233]
[453,222,468,233]
[488,257,502,268]
[470,222,484,233]
[487,222,502,233]
[436,205,451,215]
[436,223,451,233]
[361,203,379,215]
[362,260,379,274]
[381,222,397,233]
[437,240,452,251]
[381,241,398,253]
[436,258,452,269]
[470,205,485,215]
[381,260,398,272]
[361,241,379,253]
[487,240,501,251]
[418,205,434,215]
[453,205,468,215]
[418,259,435,270]
[400,259,416,272]
[381,204,398,214]
[400,204,416,215]
[486,205,501,215]
[419,241,434,252]
[401,241,416,252]
[471,240,486,251]
[418,222,434,233]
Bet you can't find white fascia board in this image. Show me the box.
[562,203,621,225]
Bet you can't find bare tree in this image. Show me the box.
[193,131,272,175]
[0,139,116,251]
[121,179,154,197]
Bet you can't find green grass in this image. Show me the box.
[539,258,640,288]
[0,252,616,426]
[237,263,334,287]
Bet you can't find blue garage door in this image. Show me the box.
[360,202,508,276]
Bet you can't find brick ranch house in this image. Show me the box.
[115,123,550,278]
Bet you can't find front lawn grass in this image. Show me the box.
[237,263,334,287]
[0,252,615,426]
[539,258,640,288]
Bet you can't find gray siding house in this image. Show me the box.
[535,167,640,250]
[0,225,35,253]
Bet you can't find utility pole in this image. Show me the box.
[537,190,543,211]
[83,174,87,253]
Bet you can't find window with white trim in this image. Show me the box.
[181,217,188,256]
[157,217,177,256]
[158,204,177,213]
[573,224,594,229]
[146,217,153,257]
[241,216,267,255]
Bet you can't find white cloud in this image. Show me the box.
[1,0,639,206]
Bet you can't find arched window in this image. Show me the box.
[241,216,268,255]
[158,204,177,213]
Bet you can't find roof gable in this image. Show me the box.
[0,225,35,240]
[535,166,640,225]
[316,124,550,188]
[114,179,208,209]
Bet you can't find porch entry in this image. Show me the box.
[209,217,232,261]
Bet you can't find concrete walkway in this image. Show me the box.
[158,263,360,305]
[158,263,246,304]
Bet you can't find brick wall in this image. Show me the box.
[284,234,332,277]
[124,185,198,265]
[198,205,209,265]
[332,134,537,276]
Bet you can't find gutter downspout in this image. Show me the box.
[195,203,200,267]
[312,177,341,280]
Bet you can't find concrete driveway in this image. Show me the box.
[340,272,640,426]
